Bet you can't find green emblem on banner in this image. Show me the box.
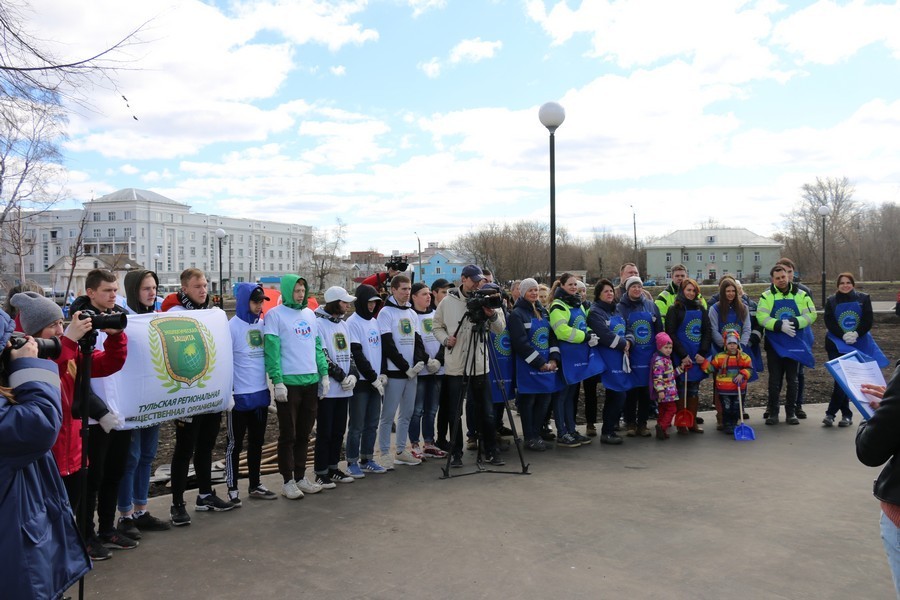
[149,317,217,394]
[423,318,433,333]
[400,318,413,335]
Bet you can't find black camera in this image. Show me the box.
[385,256,409,272]
[4,332,62,361]
[465,287,503,321]
[78,309,127,330]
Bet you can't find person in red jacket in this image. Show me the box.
[11,290,127,560]
[361,256,409,298]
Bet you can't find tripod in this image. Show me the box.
[74,330,98,600]
[440,311,529,479]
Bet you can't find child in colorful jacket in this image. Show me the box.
[700,330,753,434]
[650,332,683,440]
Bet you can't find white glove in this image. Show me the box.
[98,411,122,433]
[320,377,331,397]
[426,358,441,374]
[406,361,425,378]
[274,383,288,403]
[378,374,388,387]
[780,320,796,337]
[225,395,235,411]
[587,333,599,347]
[341,375,358,391]
[622,353,632,374]
[371,377,385,396]
[843,331,859,345]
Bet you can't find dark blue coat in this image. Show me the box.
[507,297,560,369]
[0,357,90,599]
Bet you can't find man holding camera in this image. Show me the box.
[362,256,408,298]
[67,269,133,556]
[432,264,506,467]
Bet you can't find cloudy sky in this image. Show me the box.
[28,0,900,255]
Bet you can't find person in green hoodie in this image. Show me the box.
[264,275,329,499]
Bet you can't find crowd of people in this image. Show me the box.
[1,254,892,599]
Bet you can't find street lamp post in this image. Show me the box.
[539,101,565,284]
[817,205,832,307]
[153,253,161,273]
[630,205,638,260]
[215,228,227,309]
[414,231,422,284]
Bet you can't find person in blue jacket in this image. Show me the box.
[617,277,663,437]
[0,307,91,599]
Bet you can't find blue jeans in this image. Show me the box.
[518,392,551,441]
[379,377,417,455]
[880,511,900,598]
[409,375,441,444]
[554,383,578,436]
[117,425,160,513]
[347,384,382,462]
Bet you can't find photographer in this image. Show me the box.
[362,256,408,298]
[68,269,133,555]
[11,289,128,560]
[1,307,91,599]
[432,265,506,467]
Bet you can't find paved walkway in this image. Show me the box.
[71,403,895,599]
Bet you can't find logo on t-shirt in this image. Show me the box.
[422,318,433,333]
[246,329,263,348]
[334,332,348,351]
[368,328,380,347]
[399,318,413,336]
[294,319,312,339]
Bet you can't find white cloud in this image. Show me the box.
[418,57,442,78]
[449,38,502,64]
[408,0,447,18]
[771,0,900,65]
[330,65,347,76]
[120,164,139,175]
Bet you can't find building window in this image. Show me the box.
[124,211,132,220]
[238,248,244,258]
[665,252,672,263]
[190,247,196,257]
[124,227,132,237]
[754,251,760,263]
[736,252,743,261]
[239,235,244,242]
[92,228,101,238]
[708,269,716,281]
[108,211,115,221]
[722,252,728,262]
[108,228,115,237]
[55,246,61,256]
[683,253,689,262]
[190,231,196,241]
[736,270,743,279]
[452,267,458,274]
[696,270,702,280]
[709,253,715,262]
[435,267,442,274]
[707,235,716,243]
[696,253,702,262]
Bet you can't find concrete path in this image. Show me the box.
[71,403,895,599]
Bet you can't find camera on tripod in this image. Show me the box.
[78,309,128,331]
[385,256,409,272]
[465,287,503,321]
[3,332,62,361]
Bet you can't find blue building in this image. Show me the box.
[415,247,471,287]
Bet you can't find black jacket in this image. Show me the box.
[856,363,900,505]
[507,297,559,370]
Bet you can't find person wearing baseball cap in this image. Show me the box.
[225,283,278,506]
[314,286,360,486]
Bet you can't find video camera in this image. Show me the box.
[465,287,503,322]
[78,309,128,331]
[385,256,409,272]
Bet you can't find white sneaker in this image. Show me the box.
[296,477,323,494]
[394,449,422,466]
[281,480,303,500]
[377,453,395,471]
[314,473,337,490]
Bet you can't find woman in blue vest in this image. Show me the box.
[824,272,887,427]
[508,278,563,451]
[664,277,711,433]
[617,276,662,437]
[708,276,753,428]
[587,279,632,445]
[549,273,601,447]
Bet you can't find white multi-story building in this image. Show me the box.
[1,188,313,296]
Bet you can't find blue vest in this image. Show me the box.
[826,300,889,368]
[627,309,656,388]
[488,329,515,404]
[558,305,606,385]
[766,298,815,368]
[514,317,564,395]
[596,314,632,392]
[675,308,707,382]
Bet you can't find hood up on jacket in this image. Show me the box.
[124,269,159,314]
[280,274,309,310]
[353,284,382,320]
[234,282,265,324]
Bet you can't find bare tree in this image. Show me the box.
[61,208,89,300]
[308,218,347,292]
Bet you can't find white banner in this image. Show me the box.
[99,309,234,429]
